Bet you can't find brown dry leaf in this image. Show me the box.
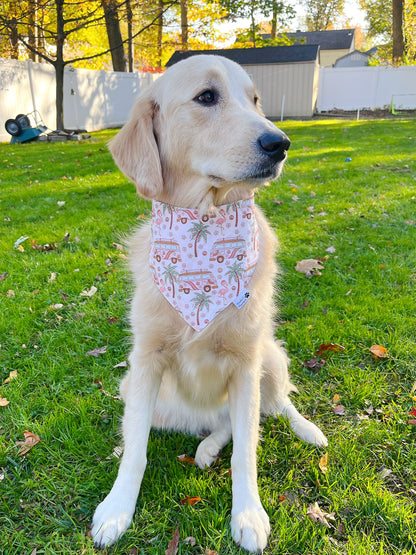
[114,360,127,369]
[333,404,346,416]
[86,345,107,357]
[0,272,8,281]
[4,370,18,384]
[80,285,98,297]
[306,502,335,528]
[295,259,324,277]
[302,356,326,370]
[316,343,345,356]
[0,395,10,407]
[319,453,328,474]
[369,344,389,358]
[165,525,180,555]
[177,454,196,465]
[16,431,41,456]
[333,394,340,404]
[204,550,219,555]
[180,496,201,506]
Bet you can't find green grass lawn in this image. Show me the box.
[1,118,415,555]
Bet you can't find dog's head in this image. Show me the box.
[109,55,290,204]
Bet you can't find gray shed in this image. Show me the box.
[166,45,320,119]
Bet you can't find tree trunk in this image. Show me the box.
[55,0,65,130]
[157,0,164,68]
[126,0,133,72]
[28,0,37,61]
[392,0,404,61]
[181,0,188,51]
[101,0,126,71]
[271,1,277,39]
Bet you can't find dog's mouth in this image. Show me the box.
[209,159,285,184]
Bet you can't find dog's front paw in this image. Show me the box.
[231,505,270,553]
[195,436,221,468]
[91,492,135,548]
[292,419,328,448]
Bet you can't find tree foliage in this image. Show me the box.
[302,0,345,31]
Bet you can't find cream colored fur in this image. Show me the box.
[91,55,327,553]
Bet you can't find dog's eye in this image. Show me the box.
[195,89,217,105]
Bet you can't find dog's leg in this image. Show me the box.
[194,415,232,469]
[277,397,328,447]
[228,364,270,554]
[91,361,161,548]
[261,339,328,448]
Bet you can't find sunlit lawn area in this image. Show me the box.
[1,118,415,554]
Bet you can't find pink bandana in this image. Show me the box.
[150,196,259,331]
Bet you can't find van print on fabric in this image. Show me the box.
[150,196,259,331]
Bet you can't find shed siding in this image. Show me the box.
[242,62,316,118]
[320,48,351,67]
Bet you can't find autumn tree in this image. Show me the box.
[0,0,175,129]
[359,0,414,62]
[219,0,295,46]
[302,0,345,31]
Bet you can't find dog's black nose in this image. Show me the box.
[258,131,291,162]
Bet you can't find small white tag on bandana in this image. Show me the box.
[233,288,251,309]
[150,196,259,331]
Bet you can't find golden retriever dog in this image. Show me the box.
[91,54,327,553]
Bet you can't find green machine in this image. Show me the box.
[5,111,48,144]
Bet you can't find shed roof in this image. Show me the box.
[267,29,355,50]
[166,45,319,67]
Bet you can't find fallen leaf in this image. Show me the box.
[302,356,326,370]
[0,272,8,281]
[180,496,201,506]
[57,201,66,207]
[204,550,218,555]
[369,344,389,358]
[316,343,345,356]
[332,394,340,404]
[177,454,196,465]
[326,246,336,253]
[306,502,335,528]
[184,537,196,546]
[112,242,124,251]
[16,431,41,456]
[48,272,57,283]
[165,525,180,555]
[80,285,98,297]
[4,370,18,384]
[86,345,107,357]
[319,453,328,474]
[6,290,15,297]
[295,259,324,277]
[114,360,127,368]
[409,407,416,417]
[273,198,284,205]
[0,395,10,407]
[333,404,346,416]
[301,301,310,309]
[50,303,63,310]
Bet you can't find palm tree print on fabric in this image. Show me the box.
[226,201,241,228]
[226,262,244,296]
[162,264,179,298]
[189,221,210,257]
[162,202,176,229]
[191,291,213,328]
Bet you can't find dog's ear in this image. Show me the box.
[109,89,163,199]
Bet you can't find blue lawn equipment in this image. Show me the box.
[5,111,48,144]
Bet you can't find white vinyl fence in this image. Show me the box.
[0,59,157,142]
[317,65,416,112]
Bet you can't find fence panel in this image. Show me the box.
[317,66,416,112]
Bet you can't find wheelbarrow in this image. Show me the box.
[5,110,48,144]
